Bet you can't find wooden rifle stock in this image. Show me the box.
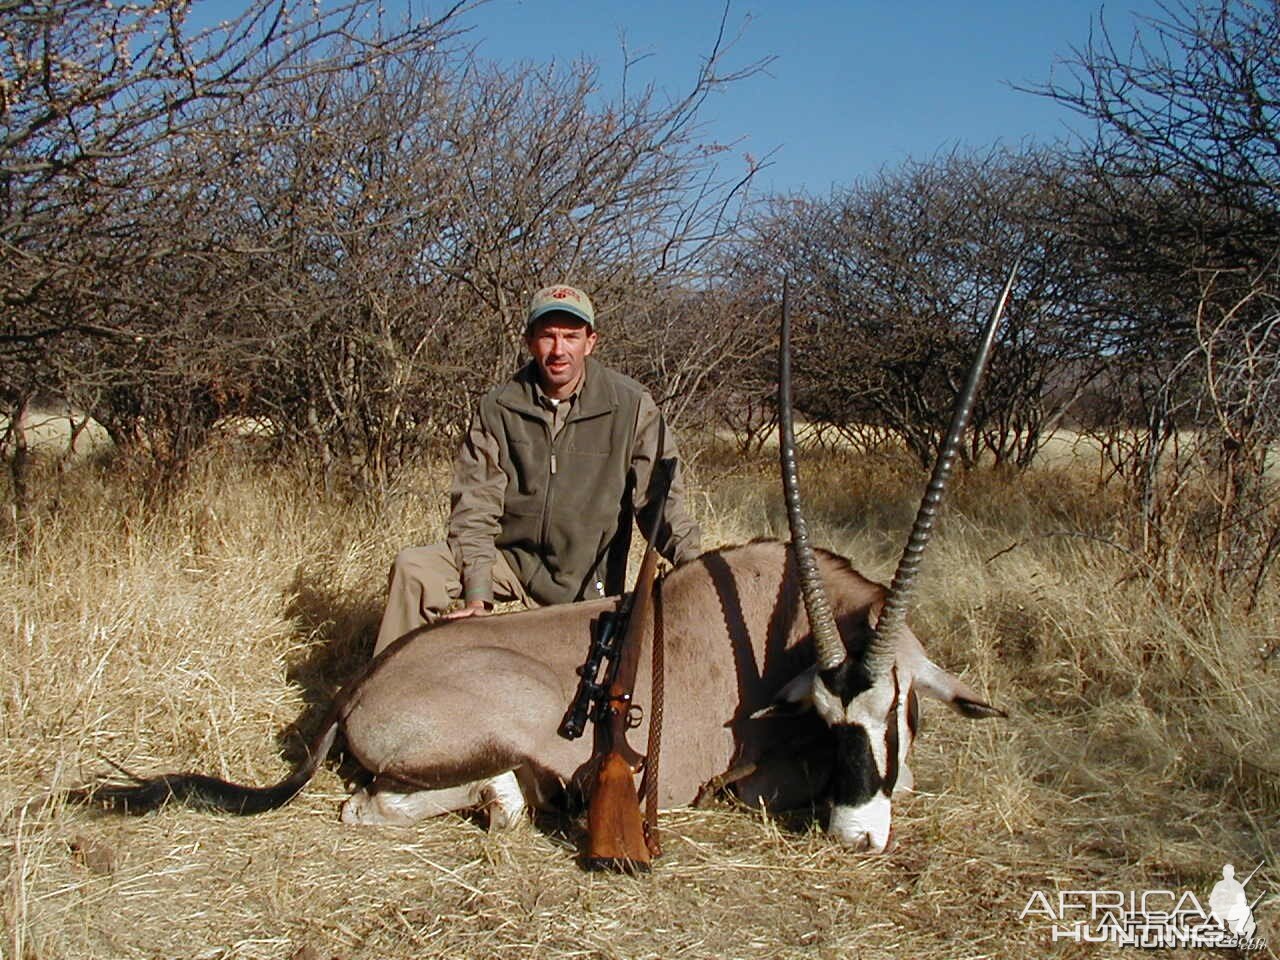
[584,542,661,871]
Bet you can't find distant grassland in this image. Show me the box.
[1,440,1277,959]
[8,405,1274,481]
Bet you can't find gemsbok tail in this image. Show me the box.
[69,718,339,815]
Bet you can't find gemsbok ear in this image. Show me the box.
[750,666,820,719]
[914,659,1007,719]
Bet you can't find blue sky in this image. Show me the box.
[445,0,1168,196]
[199,0,1168,196]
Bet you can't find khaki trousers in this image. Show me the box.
[374,543,536,655]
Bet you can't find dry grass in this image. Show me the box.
[2,442,1277,959]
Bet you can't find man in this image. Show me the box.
[374,284,702,655]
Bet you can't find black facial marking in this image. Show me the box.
[819,657,873,707]
[816,616,882,706]
[826,668,904,804]
[819,621,906,806]
[830,723,882,808]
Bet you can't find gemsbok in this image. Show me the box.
[74,268,1017,854]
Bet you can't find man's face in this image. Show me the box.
[526,315,597,398]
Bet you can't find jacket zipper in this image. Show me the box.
[540,415,558,547]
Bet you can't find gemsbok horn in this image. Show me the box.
[775,262,1017,849]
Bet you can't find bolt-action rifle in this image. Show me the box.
[584,540,661,870]
[560,460,670,872]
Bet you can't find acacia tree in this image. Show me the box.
[605,274,779,445]
[743,151,1107,469]
[1031,0,1280,606]
[1,0,473,498]
[3,0,768,504]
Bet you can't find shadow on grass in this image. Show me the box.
[277,565,383,784]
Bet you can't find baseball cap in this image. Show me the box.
[526,285,596,331]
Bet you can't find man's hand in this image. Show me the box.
[443,599,491,620]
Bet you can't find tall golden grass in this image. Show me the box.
[2,441,1276,959]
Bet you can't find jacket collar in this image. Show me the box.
[496,357,618,421]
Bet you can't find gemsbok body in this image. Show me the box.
[73,267,1019,854]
